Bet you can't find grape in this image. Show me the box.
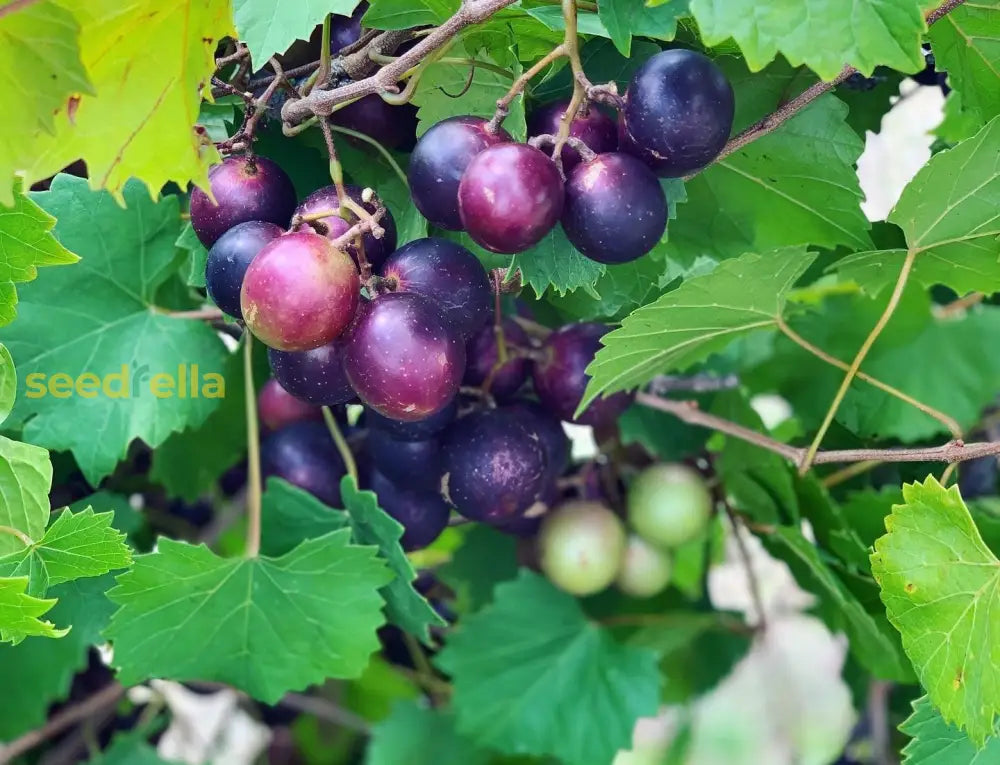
[332,96,418,151]
[504,399,570,480]
[204,221,283,319]
[495,480,559,537]
[532,322,635,426]
[958,455,997,499]
[261,422,345,506]
[370,470,450,551]
[441,409,548,524]
[458,143,565,254]
[408,116,511,230]
[331,2,367,52]
[619,49,734,177]
[293,184,398,270]
[463,319,531,399]
[344,292,465,421]
[627,463,712,548]
[527,100,618,172]
[379,237,491,337]
[267,340,356,405]
[257,378,323,431]
[241,231,360,351]
[190,156,297,247]
[538,501,626,595]
[368,428,442,492]
[562,153,667,264]
[366,397,458,441]
[615,535,672,597]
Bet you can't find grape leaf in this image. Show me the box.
[690,0,926,79]
[341,476,446,642]
[901,695,1000,764]
[437,524,519,613]
[872,477,1000,745]
[363,0,458,30]
[0,576,66,645]
[0,508,132,596]
[86,731,178,765]
[929,0,1000,123]
[260,478,349,557]
[176,223,208,290]
[0,343,13,424]
[1,176,228,484]
[511,226,606,297]
[580,247,816,411]
[105,531,392,703]
[0,435,52,557]
[0,181,79,327]
[435,571,661,765]
[532,38,658,103]
[15,0,233,203]
[365,701,490,765]
[235,0,362,65]
[596,0,686,55]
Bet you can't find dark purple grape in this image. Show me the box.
[463,319,531,399]
[532,322,634,427]
[261,422,345,506]
[619,49,734,177]
[366,397,458,441]
[562,153,667,264]
[505,399,570,479]
[495,479,558,537]
[267,341,355,405]
[331,2,367,52]
[959,455,997,499]
[527,101,618,172]
[379,237,491,337]
[458,143,564,254]
[408,116,511,230]
[368,429,442,492]
[241,231,360,351]
[293,184,398,270]
[332,96,418,151]
[441,409,548,525]
[204,221,283,319]
[343,292,465,421]
[370,470,450,551]
[190,156,297,247]
[258,378,323,432]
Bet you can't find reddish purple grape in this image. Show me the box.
[331,2,367,52]
[368,429,442,492]
[562,153,667,264]
[293,184,398,270]
[505,399,570,479]
[190,156,296,247]
[408,116,511,230]
[370,470,450,551]
[267,340,355,405]
[261,422,345,506]
[441,409,548,525]
[258,379,323,432]
[620,49,734,177]
[532,322,634,426]
[344,292,465,421]
[366,397,457,441]
[332,96,418,151]
[527,101,618,172]
[463,319,531,399]
[204,221,283,319]
[458,143,564,254]
[241,231,360,351]
[379,237,491,337]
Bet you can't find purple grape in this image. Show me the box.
[463,319,531,399]
[370,470,450,551]
[293,184,398,270]
[343,292,465,421]
[258,378,323,432]
[408,116,511,230]
[505,399,570,479]
[562,153,667,264]
[267,341,356,405]
[331,2,367,52]
[527,100,618,172]
[190,156,296,247]
[261,422,345,506]
[332,96,418,151]
[379,237,491,337]
[366,397,458,441]
[458,143,564,253]
[204,221,283,319]
[532,322,635,427]
[368,429,442,492]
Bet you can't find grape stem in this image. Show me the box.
[0,524,32,546]
[323,406,358,483]
[488,44,567,132]
[243,336,263,558]
[316,14,333,89]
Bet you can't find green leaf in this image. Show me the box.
[0,508,132,595]
[0,180,79,327]
[596,0,686,55]
[87,731,178,765]
[105,532,392,703]
[0,576,66,644]
[196,96,239,143]
[580,247,816,411]
[341,476,446,642]
[176,223,208,290]
[260,478,349,557]
[872,477,1000,746]
[512,226,607,297]
[437,524,519,613]
[363,0,458,30]
[0,435,52,556]
[690,0,925,79]
[235,0,362,66]
[0,343,15,425]
[365,701,490,765]
[929,1,1000,123]
[532,38,658,103]
[901,695,1000,764]
[436,571,661,765]
[2,176,228,484]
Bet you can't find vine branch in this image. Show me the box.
[243,336,262,558]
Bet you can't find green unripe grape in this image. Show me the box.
[627,463,712,549]
[538,501,626,596]
[616,535,673,598]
